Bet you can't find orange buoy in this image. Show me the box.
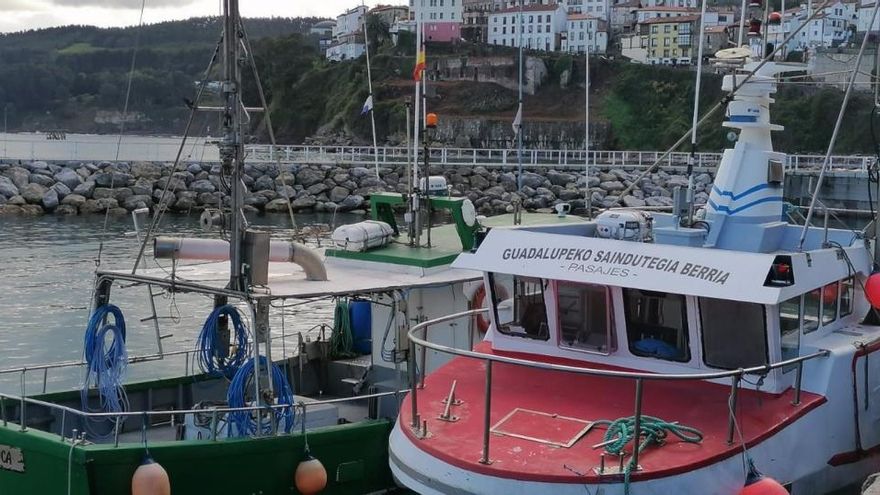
[131,455,171,495]
[426,113,438,129]
[866,274,880,308]
[768,12,782,25]
[739,460,787,495]
[295,453,328,495]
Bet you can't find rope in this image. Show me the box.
[329,298,356,359]
[81,304,129,437]
[226,356,295,436]
[196,305,251,378]
[594,415,703,495]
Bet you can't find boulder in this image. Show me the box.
[547,170,576,187]
[599,181,625,192]
[7,195,25,205]
[123,195,153,211]
[54,204,78,215]
[51,182,71,199]
[350,167,372,179]
[186,163,203,175]
[62,194,87,208]
[306,183,328,195]
[622,195,646,208]
[94,172,133,187]
[190,179,216,194]
[4,167,30,189]
[27,161,49,172]
[264,198,290,212]
[93,188,115,200]
[19,204,44,215]
[131,162,163,180]
[54,168,82,190]
[468,174,490,189]
[338,195,364,211]
[296,167,325,187]
[28,174,55,187]
[329,186,350,203]
[291,196,317,210]
[74,181,96,197]
[484,186,506,199]
[131,178,154,196]
[0,177,19,198]
[520,172,545,189]
[0,205,23,215]
[21,183,47,204]
[244,194,268,207]
[254,175,274,191]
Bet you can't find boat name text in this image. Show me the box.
[501,248,730,285]
[0,445,24,473]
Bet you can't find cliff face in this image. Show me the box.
[432,116,611,150]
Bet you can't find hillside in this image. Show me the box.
[1,18,878,155]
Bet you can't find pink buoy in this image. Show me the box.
[131,455,171,495]
[866,274,880,308]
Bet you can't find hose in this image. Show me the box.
[594,415,703,495]
[196,304,250,378]
[81,304,129,435]
[330,298,356,359]
[227,356,295,436]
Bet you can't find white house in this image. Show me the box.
[333,5,368,39]
[562,14,609,53]
[487,3,568,51]
[782,2,856,50]
[326,5,368,61]
[566,0,611,20]
[639,0,697,7]
[620,32,649,62]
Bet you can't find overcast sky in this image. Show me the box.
[0,0,393,33]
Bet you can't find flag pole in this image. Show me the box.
[362,2,381,179]
[516,0,524,192]
[412,20,423,247]
[584,42,591,219]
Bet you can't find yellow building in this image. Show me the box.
[639,14,699,65]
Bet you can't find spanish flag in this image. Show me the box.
[413,45,426,81]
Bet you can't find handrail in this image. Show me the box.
[406,308,830,469]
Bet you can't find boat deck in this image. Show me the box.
[399,342,826,483]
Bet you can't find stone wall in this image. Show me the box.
[0,159,714,216]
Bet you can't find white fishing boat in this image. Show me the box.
[388,58,880,495]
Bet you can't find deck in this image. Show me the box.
[400,342,826,483]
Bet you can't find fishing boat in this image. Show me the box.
[388,57,880,494]
[0,3,580,495]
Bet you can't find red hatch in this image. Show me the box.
[399,342,826,483]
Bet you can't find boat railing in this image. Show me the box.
[0,328,319,396]
[407,308,831,469]
[0,388,406,446]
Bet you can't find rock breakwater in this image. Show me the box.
[0,159,714,216]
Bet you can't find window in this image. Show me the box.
[841,277,854,317]
[558,283,615,354]
[779,296,801,370]
[623,289,690,362]
[490,273,550,340]
[529,15,534,22]
[652,25,658,33]
[664,25,671,33]
[439,12,443,19]
[502,26,506,34]
[803,289,821,333]
[538,24,542,32]
[821,282,839,326]
[700,298,768,369]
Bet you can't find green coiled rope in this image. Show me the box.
[593,415,704,495]
[329,298,356,359]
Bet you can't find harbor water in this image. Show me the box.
[0,212,360,395]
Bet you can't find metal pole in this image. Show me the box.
[631,378,643,470]
[727,374,740,444]
[409,339,419,429]
[406,99,413,243]
[516,0,524,191]
[479,359,493,465]
[362,3,381,179]
[738,0,748,46]
[792,361,803,405]
[686,0,709,226]
[584,44,592,219]
[413,23,423,248]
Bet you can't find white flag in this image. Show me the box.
[360,95,373,115]
[512,103,522,135]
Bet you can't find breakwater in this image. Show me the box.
[0,159,714,216]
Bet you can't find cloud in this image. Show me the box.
[49,0,199,8]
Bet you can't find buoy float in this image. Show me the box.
[768,12,782,25]
[295,452,328,495]
[866,274,880,308]
[739,460,787,495]
[748,19,762,37]
[131,454,171,495]
[470,282,509,333]
[426,112,438,129]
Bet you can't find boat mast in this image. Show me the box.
[584,43,591,219]
[221,0,245,292]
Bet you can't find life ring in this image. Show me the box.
[471,282,509,333]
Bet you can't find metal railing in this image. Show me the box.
[1,134,875,171]
[407,309,830,470]
[0,388,407,447]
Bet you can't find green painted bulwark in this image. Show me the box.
[0,420,396,494]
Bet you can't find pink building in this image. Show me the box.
[424,21,461,42]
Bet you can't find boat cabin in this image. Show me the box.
[455,222,871,394]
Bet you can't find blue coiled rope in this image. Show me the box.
[81,304,129,432]
[196,305,250,378]
[227,356,295,436]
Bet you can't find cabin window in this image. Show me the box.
[700,298,768,369]
[557,282,615,354]
[623,289,689,362]
[840,277,854,317]
[803,289,821,334]
[821,282,839,326]
[489,273,550,340]
[779,296,801,371]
